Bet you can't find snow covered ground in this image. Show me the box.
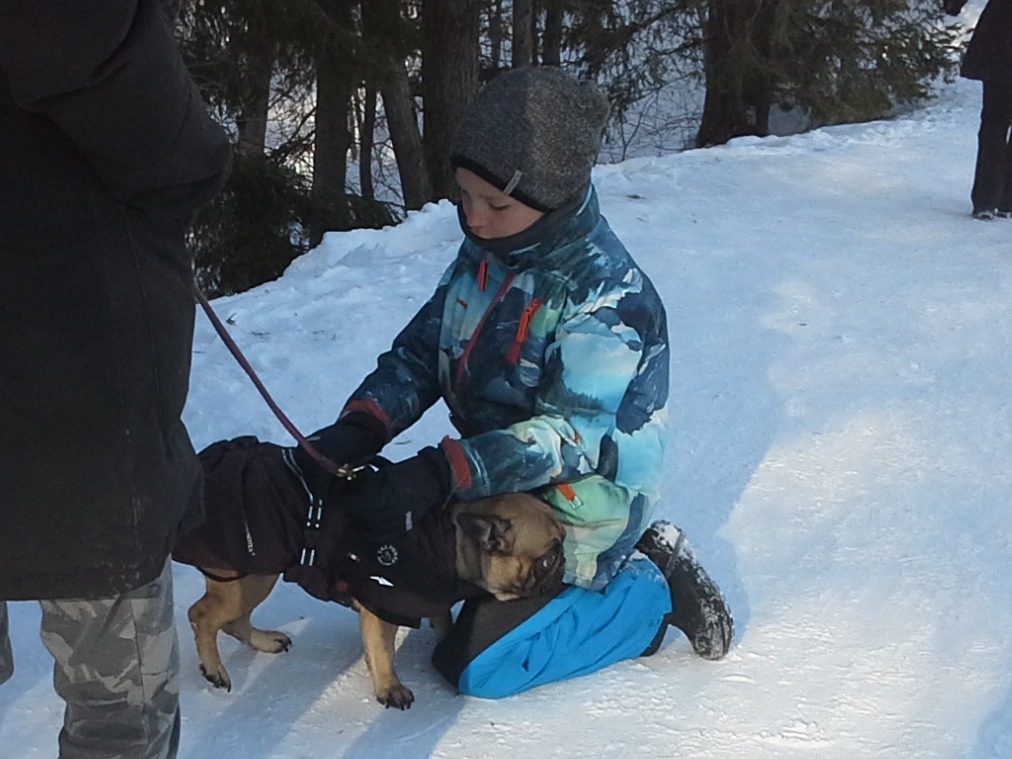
[2,64,1010,759]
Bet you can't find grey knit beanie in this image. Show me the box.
[450,67,610,212]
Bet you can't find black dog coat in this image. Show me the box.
[173,436,486,628]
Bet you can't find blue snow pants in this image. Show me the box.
[432,555,671,699]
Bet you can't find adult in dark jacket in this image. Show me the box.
[945,0,1012,219]
[0,1,230,757]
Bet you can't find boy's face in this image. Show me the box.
[456,168,544,240]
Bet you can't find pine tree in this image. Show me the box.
[691,0,964,146]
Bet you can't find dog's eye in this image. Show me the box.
[536,543,563,575]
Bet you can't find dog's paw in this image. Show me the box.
[249,629,292,654]
[377,684,415,710]
[199,664,232,693]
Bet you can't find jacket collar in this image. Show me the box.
[457,184,601,270]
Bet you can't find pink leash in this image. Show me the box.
[190,278,345,477]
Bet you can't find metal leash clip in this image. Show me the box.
[335,462,370,481]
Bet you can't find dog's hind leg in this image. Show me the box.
[188,571,247,692]
[220,574,292,654]
[188,571,289,692]
[222,612,293,654]
[355,602,414,709]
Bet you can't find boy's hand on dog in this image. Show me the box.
[291,413,387,498]
[341,447,453,541]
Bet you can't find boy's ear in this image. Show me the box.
[456,513,513,554]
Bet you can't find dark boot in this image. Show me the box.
[636,521,733,660]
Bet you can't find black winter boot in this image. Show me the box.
[636,521,733,660]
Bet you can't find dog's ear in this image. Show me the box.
[456,512,513,554]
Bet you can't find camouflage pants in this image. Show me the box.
[0,558,180,759]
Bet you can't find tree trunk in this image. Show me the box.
[512,0,534,68]
[358,87,377,201]
[696,0,749,147]
[749,75,772,136]
[489,0,504,74]
[383,67,433,209]
[696,0,777,147]
[236,43,274,156]
[421,0,480,201]
[361,0,433,209]
[310,0,355,247]
[542,0,563,67]
[747,0,782,137]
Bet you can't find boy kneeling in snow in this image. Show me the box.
[293,67,734,697]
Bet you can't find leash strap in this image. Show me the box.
[191,277,395,570]
[190,277,344,477]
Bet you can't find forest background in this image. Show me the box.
[179,0,967,295]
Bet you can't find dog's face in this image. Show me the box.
[452,493,567,601]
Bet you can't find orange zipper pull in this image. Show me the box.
[508,297,542,364]
[477,259,489,291]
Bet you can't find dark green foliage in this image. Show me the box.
[177,0,403,294]
[514,0,963,146]
[189,154,398,296]
[689,0,965,144]
[188,153,313,297]
[781,0,964,126]
[177,0,967,294]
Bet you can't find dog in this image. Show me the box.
[173,437,566,709]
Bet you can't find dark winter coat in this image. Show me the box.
[172,437,487,628]
[0,1,231,600]
[949,0,1012,83]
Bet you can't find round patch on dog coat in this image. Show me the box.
[376,544,399,567]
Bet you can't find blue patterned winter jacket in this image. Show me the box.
[344,186,669,590]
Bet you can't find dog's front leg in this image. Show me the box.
[355,602,414,709]
[429,610,454,637]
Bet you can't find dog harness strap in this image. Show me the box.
[295,457,393,567]
[299,498,324,567]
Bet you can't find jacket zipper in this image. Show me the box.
[507,297,542,364]
[477,259,489,291]
[455,269,516,386]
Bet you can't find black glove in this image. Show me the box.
[340,446,454,542]
[942,0,964,15]
[290,413,387,499]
